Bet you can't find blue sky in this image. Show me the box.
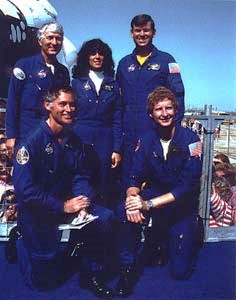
[50,0,236,112]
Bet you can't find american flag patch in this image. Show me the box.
[188,141,202,157]
[168,63,180,73]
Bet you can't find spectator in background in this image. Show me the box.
[214,162,236,187]
[0,189,17,223]
[0,99,6,130]
[213,153,230,165]
[209,176,233,227]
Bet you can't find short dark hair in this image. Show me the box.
[131,14,155,30]
[44,85,76,103]
[147,86,178,114]
[72,39,115,78]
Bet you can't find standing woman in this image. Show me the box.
[72,39,122,208]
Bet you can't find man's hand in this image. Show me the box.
[64,195,90,214]
[111,152,121,168]
[126,209,145,224]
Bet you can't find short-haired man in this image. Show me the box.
[116,14,185,192]
[6,22,70,155]
[11,86,114,298]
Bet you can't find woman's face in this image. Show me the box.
[88,52,104,71]
[150,98,176,128]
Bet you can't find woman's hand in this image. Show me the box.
[111,152,121,168]
[126,209,145,224]
[125,194,148,211]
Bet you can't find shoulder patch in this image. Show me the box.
[16,146,29,165]
[168,63,180,74]
[188,141,202,157]
[13,67,26,80]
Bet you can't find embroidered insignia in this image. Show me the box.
[104,84,113,91]
[188,141,202,157]
[135,139,141,152]
[152,151,158,158]
[168,63,180,73]
[45,143,53,155]
[128,64,136,72]
[16,146,29,165]
[13,67,26,80]
[147,63,160,71]
[84,82,91,90]
[37,69,47,78]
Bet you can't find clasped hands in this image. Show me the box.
[125,193,149,224]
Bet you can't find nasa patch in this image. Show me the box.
[128,64,136,72]
[45,143,53,155]
[13,67,26,80]
[37,69,47,78]
[16,146,29,165]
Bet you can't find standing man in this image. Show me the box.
[116,14,185,191]
[6,22,70,155]
[11,86,114,298]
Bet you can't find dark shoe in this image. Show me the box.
[115,265,138,297]
[79,273,114,299]
[5,226,22,264]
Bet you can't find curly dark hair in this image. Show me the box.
[72,39,115,78]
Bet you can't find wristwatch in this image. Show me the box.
[146,199,154,210]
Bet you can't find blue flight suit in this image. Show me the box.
[117,124,202,279]
[116,45,185,190]
[13,121,114,290]
[6,53,70,141]
[72,76,122,207]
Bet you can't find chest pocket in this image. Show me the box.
[62,144,83,173]
[150,145,188,182]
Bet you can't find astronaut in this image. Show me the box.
[72,39,122,208]
[115,87,202,297]
[10,85,114,298]
[116,14,185,192]
[6,22,70,155]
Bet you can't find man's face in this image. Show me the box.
[150,98,176,127]
[45,91,76,127]
[131,21,155,47]
[0,142,9,162]
[38,31,63,57]
[0,161,11,183]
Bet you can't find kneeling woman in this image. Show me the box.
[116,86,203,296]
